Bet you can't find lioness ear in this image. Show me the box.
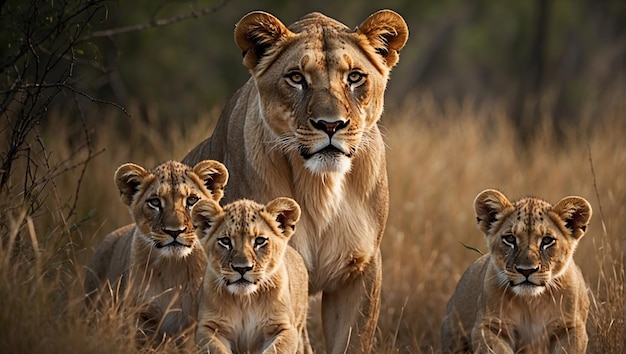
[356,9,409,69]
[473,189,513,235]
[114,163,151,207]
[264,197,301,238]
[234,11,292,71]
[192,160,229,203]
[552,196,592,239]
[191,199,223,237]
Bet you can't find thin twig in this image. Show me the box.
[66,91,95,219]
[9,82,130,116]
[78,0,231,42]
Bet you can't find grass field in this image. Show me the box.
[0,92,623,353]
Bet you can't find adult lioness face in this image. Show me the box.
[235,11,407,175]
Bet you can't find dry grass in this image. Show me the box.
[0,93,623,353]
[378,93,624,353]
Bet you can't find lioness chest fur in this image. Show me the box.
[441,189,592,354]
[84,160,228,345]
[192,197,310,354]
[183,10,408,353]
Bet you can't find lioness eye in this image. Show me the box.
[186,195,199,208]
[217,237,232,249]
[254,237,268,249]
[147,197,161,209]
[347,71,365,85]
[286,71,305,86]
[541,236,556,249]
[502,234,516,247]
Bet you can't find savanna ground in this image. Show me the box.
[0,90,623,353]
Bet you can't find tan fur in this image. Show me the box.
[192,197,310,354]
[441,189,592,354]
[183,10,408,353]
[84,160,228,346]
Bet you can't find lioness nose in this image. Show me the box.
[515,266,539,277]
[232,264,253,275]
[311,119,349,137]
[163,227,186,239]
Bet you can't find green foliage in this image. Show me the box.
[461,242,483,255]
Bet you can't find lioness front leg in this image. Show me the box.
[471,320,514,354]
[263,327,299,354]
[322,250,382,354]
[196,326,232,354]
[551,325,588,354]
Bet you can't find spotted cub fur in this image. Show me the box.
[442,189,592,353]
[84,160,228,346]
[192,197,311,353]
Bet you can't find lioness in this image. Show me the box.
[183,10,408,353]
[441,189,592,353]
[84,160,228,346]
[192,197,310,354]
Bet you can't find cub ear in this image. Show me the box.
[473,189,513,235]
[264,197,301,238]
[191,199,223,237]
[552,196,592,239]
[192,160,229,203]
[234,11,292,72]
[356,9,409,68]
[114,163,151,207]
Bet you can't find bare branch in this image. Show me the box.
[3,83,130,116]
[66,91,96,219]
[79,0,231,42]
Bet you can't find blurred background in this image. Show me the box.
[4,0,623,133]
[65,0,625,133]
[0,0,624,353]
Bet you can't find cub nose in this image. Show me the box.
[515,266,539,278]
[311,119,349,137]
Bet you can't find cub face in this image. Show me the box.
[474,189,592,296]
[192,197,301,295]
[235,10,408,174]
[115,160,228,259]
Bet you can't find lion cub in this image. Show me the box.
[191,197,311,354]
[441,189,592,353]
[84,160,228,345]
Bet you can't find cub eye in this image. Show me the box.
[285,71,306,87]
[147,197,161,209]
[541,236,556,250]
[502,233,516,247]
[254,236,268,249]
[186,195,199,208]
[347,71,365,85]
[217,237,232,250]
